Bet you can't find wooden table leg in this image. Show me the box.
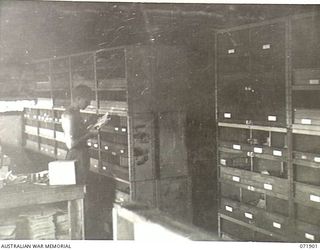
[68,198,85,240]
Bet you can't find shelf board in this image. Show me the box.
[218,122,287,133]
[218,146,247,154]
[98,108,128,116]
[218,213,288,241]
[38,134,55,141]
[292,85,320,91]
[293,159,320,169]
[292,124,320,136]
[96,87,127,91]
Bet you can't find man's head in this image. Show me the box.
[72,85,93,110]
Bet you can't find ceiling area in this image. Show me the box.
[0,1,318,65]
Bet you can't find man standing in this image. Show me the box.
[61,84,97,185]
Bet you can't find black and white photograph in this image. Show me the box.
[0,0,319,247]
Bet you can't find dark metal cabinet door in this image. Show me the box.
[292,15,320,69]
[218,74,251,123]
[250,23,286,74]
[249,74,286,126]
[218,29,250,75]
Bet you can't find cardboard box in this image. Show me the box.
[48,160,77,185]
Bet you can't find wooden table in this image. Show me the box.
[0,183,86,240]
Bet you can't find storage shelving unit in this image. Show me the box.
[22,45,192,222]
[216,12,320,242]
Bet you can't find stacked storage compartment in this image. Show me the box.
[292,14,320,242]
[22,45,192,224]
[217,18,290,241]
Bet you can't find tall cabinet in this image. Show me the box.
[216,12,320,242]
[22,45,192,222]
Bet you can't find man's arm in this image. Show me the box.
[61,112,97,149]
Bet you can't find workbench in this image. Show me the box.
[113,203,219,241]
[0,183,86,240]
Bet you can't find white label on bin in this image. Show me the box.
[273,150,282,157]
[254,147,263,154]
[264,183,273,190]
[93,144,98,148]
[228,49,235,54]
[102,166,107,170]
[263,44,271,50]
[268,115,277,121]
[232,176,240,182]
[114,127,119,131]
[225,206,233,212]
[273,222,281,229]
[220,159,227,165]
[310,194,320,202]
[301,119,312,125]
[248,186,255,191]
[224,113,231,119]
[121,128,127,132]
[94,164,98,168]
[112,152,117,156]
[244,212,253,219]
[104,146,109,150]
[233,144,241,150]
[87,142,92,146]
[305,233,315,241]
[309,79,319,85]
[314,157,320,163]
[302,155,307,160]
[120,149,125,154]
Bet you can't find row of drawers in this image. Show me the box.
[25,125,129,145]
[220,198,289,237]
[220,209,320,242]
[219,166,288,198]
[219,140,320,166]
[218,111,285,126]
[25,139,67,159]
[89,158,129,183]
[219,141,286,160]
[220,166,320,209]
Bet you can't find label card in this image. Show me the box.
[233,144,241,150]
[262,44,271,50]
[273,222,281,229]
[305,233,315,241]
[220,159,227,165]
[301,119,312,125]
[268,115,277,121]
[248,186,255,191]
[232,176,240,182]
[244,212,253,219]
[314,157,320,163]
[225,206,233,212]
[273,150,282,157]
[264,183,273,190]
[310,194,320,203]
[309,79,319,85]
[224,113,231,119]
[254,147,263,154]
[228,49,235,54]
